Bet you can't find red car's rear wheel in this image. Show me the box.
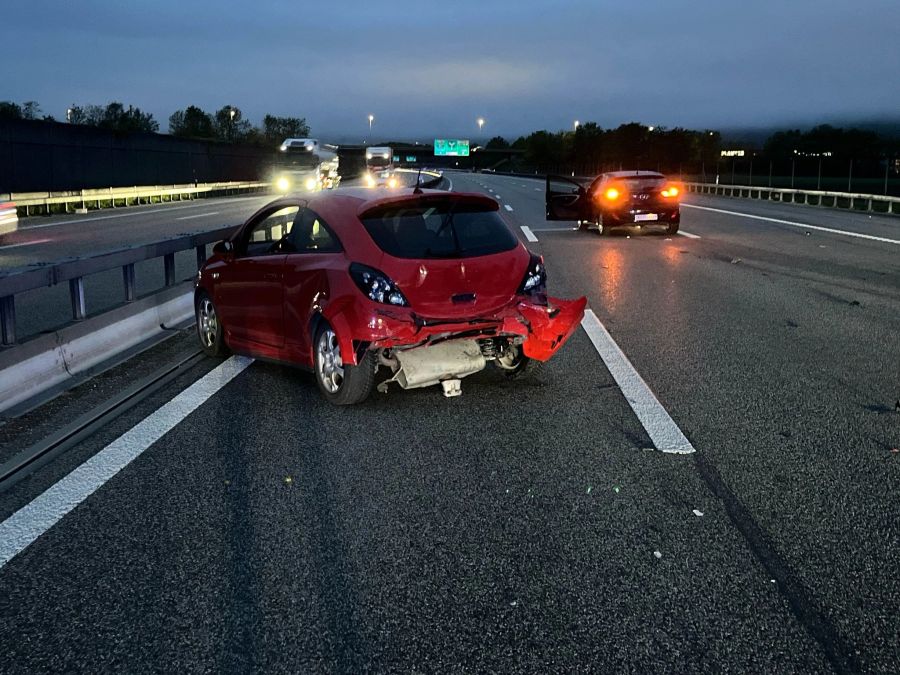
[314,321,376,405]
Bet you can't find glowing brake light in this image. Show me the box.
[661,185,680,198]
[604,187,620,201]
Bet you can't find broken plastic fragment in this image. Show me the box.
[613,485,620,493]
[284,476,293,484]
[587,486,592,494]
[692,509,704,517]
[653,551,662,559]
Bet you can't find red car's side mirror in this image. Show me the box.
[213,240,233,255]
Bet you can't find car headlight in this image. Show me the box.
[517,254,547,295]
[365,175,376,187]
[276,176,291,192]
[349,263,409,306]
[387,177,398,188]
[305,177,317,191]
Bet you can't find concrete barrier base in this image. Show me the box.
[0,283,194,415]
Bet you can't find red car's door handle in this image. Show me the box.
[264,273,279,281]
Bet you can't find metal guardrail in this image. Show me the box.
[0,225,236,345]
[2,181,269,216]
[685,182,900,215]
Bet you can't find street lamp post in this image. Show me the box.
[229,108,236,141]
[574,120,580,132]
[368,114,374,131]
[477,117,485,134]
[66,108,73,123]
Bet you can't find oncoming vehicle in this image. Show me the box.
[272,138,341,193]
[0,202,18,238]
[546,171,681,235]
[195,189,586,404]
[365,146,397,188]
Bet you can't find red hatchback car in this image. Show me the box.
[195,188,586,404]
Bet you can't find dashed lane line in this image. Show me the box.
[682,203,900,245]
[520,226,539,242]
[581,310,695,454]
[679,230,701,238]
[176,211,220,220]
[504,205,514,211]
[0,238,52,251]
[0,356,254,569]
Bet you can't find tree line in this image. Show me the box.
[484,122,899,176]
[0,100,309,147]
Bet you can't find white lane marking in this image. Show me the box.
[581,310,695,454]
[19,197,263,231]
[535,188,542,191]
[0,356,254,569]
[504,204,514,212]
[0,238,52,250]
[176,211,220,221]
[679,230,701,239]
[532,226,578,231]
[682,203,900,245]
[520,226,539,242]
[495,194,502,199]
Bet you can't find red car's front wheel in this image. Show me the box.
[313,321,376,405]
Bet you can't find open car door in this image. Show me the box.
[545,175,590,221]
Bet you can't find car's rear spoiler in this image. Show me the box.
[357,191,498,220]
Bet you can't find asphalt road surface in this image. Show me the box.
[0,172,898,673]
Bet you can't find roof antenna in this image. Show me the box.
[413,166,423,194]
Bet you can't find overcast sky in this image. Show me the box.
[3,0,898,141]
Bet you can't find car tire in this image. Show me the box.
[196,293,229,358]
[666,221,680,235]
[496,344,543,380]
[314,321,376,405]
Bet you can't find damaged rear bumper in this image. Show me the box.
[323,295,588,366]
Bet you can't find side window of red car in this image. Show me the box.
[240,206,300,257]
[288,208,342,253]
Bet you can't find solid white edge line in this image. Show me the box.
[682,203,900,245]
[176,211,220,221]
[504,204,514,211]
[679,230,701,239]
[581,310,695,454]
[0,355,254,569]
[520,226,539,242]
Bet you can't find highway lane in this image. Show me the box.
[0,173,898,672]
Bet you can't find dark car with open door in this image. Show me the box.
[545,171,681,235]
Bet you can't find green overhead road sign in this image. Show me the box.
[434,139,470,157]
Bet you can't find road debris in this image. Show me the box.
[653,551,663,559]
[613,485,621,493]
[587,486,592,494]
[730,258,742,264]
[692,509,704,517]
[284,476,293,484]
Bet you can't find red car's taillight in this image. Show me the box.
[518,253,547,296]
[349,263,409,307]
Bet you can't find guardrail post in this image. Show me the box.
[123,264,136,302]
[196,245,207,269]
[69,278,86,320]
[0,296,15,345]
[164,253,176,286]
